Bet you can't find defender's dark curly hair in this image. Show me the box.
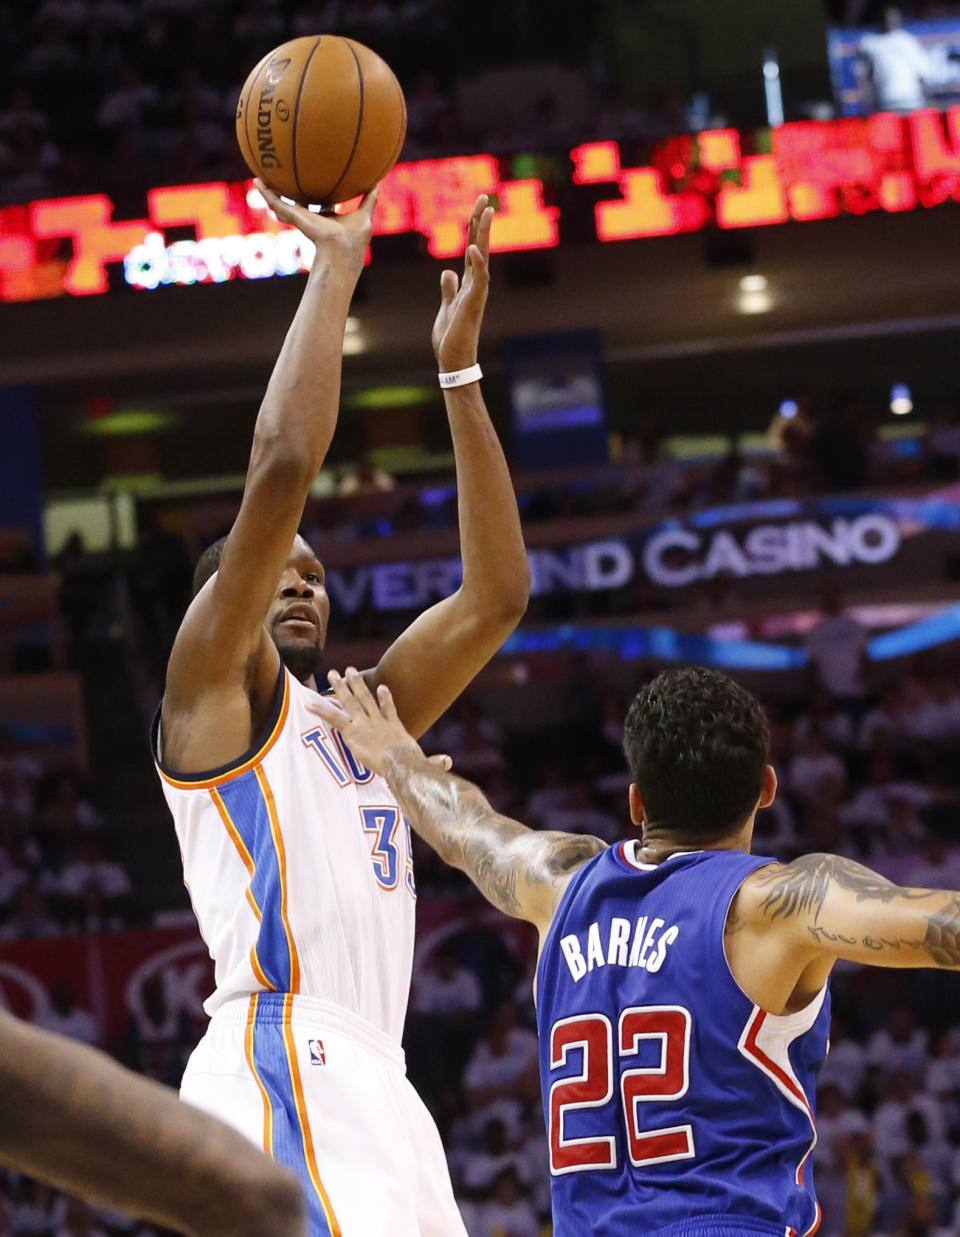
[192,535,229,597]
[622,666,770,838]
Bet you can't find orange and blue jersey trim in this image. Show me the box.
[211,785,276,992]
[152,667,290,790]
[207,761,301,994]
[246,992,342,1237]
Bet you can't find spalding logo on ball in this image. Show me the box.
[236,35,407,207]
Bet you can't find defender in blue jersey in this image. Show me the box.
[314,665,960,1237]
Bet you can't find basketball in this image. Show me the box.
[235,35,406,207]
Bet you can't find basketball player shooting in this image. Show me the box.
[313,664,960,1237]
[153,188,528,1237]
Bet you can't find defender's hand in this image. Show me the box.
[256,180,376,277]
[308,668,450,777]
[432,195,494,372]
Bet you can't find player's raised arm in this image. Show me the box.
[311,669,605,932]
[367,196,530,739]
[0,1009,305,1237]
[734,851,960,986]
[164,185,374,713]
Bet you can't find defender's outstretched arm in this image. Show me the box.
[0,1010,305,1237]
[312,669,604,931]
[741,853,960,969]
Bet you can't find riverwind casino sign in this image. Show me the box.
[320,486,960,615]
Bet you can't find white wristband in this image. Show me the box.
[439,364,482,389]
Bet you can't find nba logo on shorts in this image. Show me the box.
[308,1038,326,1066]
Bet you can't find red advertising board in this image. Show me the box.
[0,901,536,1046]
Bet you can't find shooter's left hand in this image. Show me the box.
[432,195,494,372]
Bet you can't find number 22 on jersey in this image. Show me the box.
[549,1005,694,1174]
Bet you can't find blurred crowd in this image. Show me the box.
[0,761,132,940]
[298,393,953,557]
[0,0,693,207]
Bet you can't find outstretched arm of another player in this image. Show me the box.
[739,852,960,970]
[165,185,375,702]
[368,196,530,739]
[311,669,605,931]
[0,1009,305,1237]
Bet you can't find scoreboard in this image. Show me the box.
[2,107,960,303]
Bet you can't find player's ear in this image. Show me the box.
[628,783,644,828]
[757,764,778,810]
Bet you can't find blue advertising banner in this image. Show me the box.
[322,485,959,617]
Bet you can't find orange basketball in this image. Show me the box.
[235,35,406,207]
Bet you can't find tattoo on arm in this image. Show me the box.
[754,854,924,922]
[384,750,605,917]
[753,853,960,968]
[925,900,960,966]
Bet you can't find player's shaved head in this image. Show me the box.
[623,666,770,838]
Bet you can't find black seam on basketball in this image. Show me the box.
[369,72,407,187]
[242,51,272,178]
[322,38,365,205]
[292,35,323,203]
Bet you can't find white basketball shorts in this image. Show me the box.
[180,992,467,1237]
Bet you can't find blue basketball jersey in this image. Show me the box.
[536,842,830,1237]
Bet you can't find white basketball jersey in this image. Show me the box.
[152,669,416,1043]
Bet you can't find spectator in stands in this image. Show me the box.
[449,900,523,1009]
[463,998,538,1137]
[858,6,932,113]
[794,684,855,751]
[905,836,960,890]
[6,1176,56,1236]
[36,978,99,1046]
[0,751,42,822]
[843,1127,878,1237]
[786,724,847,806]
[810,393,871,492]
[337,452,397,496]
[429,696,505,779]
[413,939,483,1023]
[36,772,100,873]
[524,759,576,825]
[96,67,160,135]
[409,939,483,1097]
[548,781,620,843]
[0,87,49,142]
[868,1006,930,1078]
[0,880,59,940]
[404,69,452,155]
[458,1117,528,1201]
[873,1068,945,1162]
[839,747,932,852]
[51,1195,110,1237]
[469,1166,538,1237]
[123,971,193,1087]
[57,834,132,931]
[858,683,907,751]
[805,586,870,709]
